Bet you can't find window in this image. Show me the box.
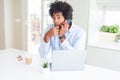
[27,0,53,53]
[88,0,120,50]
[104,6,120,26]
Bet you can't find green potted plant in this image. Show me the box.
[42,62,49,73]
[99,24,120,42]
[42,62,48,68]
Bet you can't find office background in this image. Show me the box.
[0,0,120,71]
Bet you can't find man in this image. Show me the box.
[39,1,86,58]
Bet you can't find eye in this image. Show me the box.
[57,17,60,19]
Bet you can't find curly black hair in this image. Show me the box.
[49,1,73,20]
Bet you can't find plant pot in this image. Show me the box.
[99,32,118,42]
[116,39,120,43]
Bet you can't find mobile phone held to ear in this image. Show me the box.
[66,19,71,25]
[59,19,71,29]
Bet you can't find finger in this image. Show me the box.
[63,23,66,28]
[60,25,64,29]
[55,26,59,28]
[57,31,59,35]
[55,31,59,36]
[64,23,69,29]
[64,22,69,28]
[54,29,59,35]
[56,30,59,33]
[55,26,60,30]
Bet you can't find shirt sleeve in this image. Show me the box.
[61,29,86,50]
[38,24,53,58]
[39,41,50,58]
[60,39,74,50]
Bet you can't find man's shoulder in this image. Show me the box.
[71,24,86,38]
[71,23,85,33]
[47,24,54,28]
[44,24,54,32]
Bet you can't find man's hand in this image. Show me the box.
[44,21,69,43]
[59,21,69,37]
[44,26,59,43]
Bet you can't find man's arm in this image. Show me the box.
[39,25,59,58]
[61,30,86,50]
[44,26,59,43]
[39,41,50,58]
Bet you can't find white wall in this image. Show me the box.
[87,46,120,71]
[4,0,15,49]
[67,0,90,31]
[14,0,22,50]
[21,0,28,51]
[0,0,23,50]
[0,0,5,50]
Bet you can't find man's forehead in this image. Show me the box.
[53,12,62,16]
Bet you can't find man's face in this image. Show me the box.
[52,12,65,26]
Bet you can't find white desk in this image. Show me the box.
[0,49,120,80]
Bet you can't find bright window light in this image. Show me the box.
[105,7,120,26]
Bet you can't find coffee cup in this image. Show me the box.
[25,53,32,65]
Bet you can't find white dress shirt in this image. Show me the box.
[39,23,86,58]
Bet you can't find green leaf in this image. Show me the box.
[100,25,109,32]
[42,62,48,68]
[100,24,120,33]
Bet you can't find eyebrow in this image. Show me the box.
[53,14,61,17]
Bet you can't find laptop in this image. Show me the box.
[50,50,87,71]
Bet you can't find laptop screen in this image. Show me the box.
[51,50,87,71]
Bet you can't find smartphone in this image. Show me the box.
[59,19,71,29]
[66,19,71,25]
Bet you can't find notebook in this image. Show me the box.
[50,50,87,71]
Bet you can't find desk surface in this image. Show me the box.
[0,49,120,80]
